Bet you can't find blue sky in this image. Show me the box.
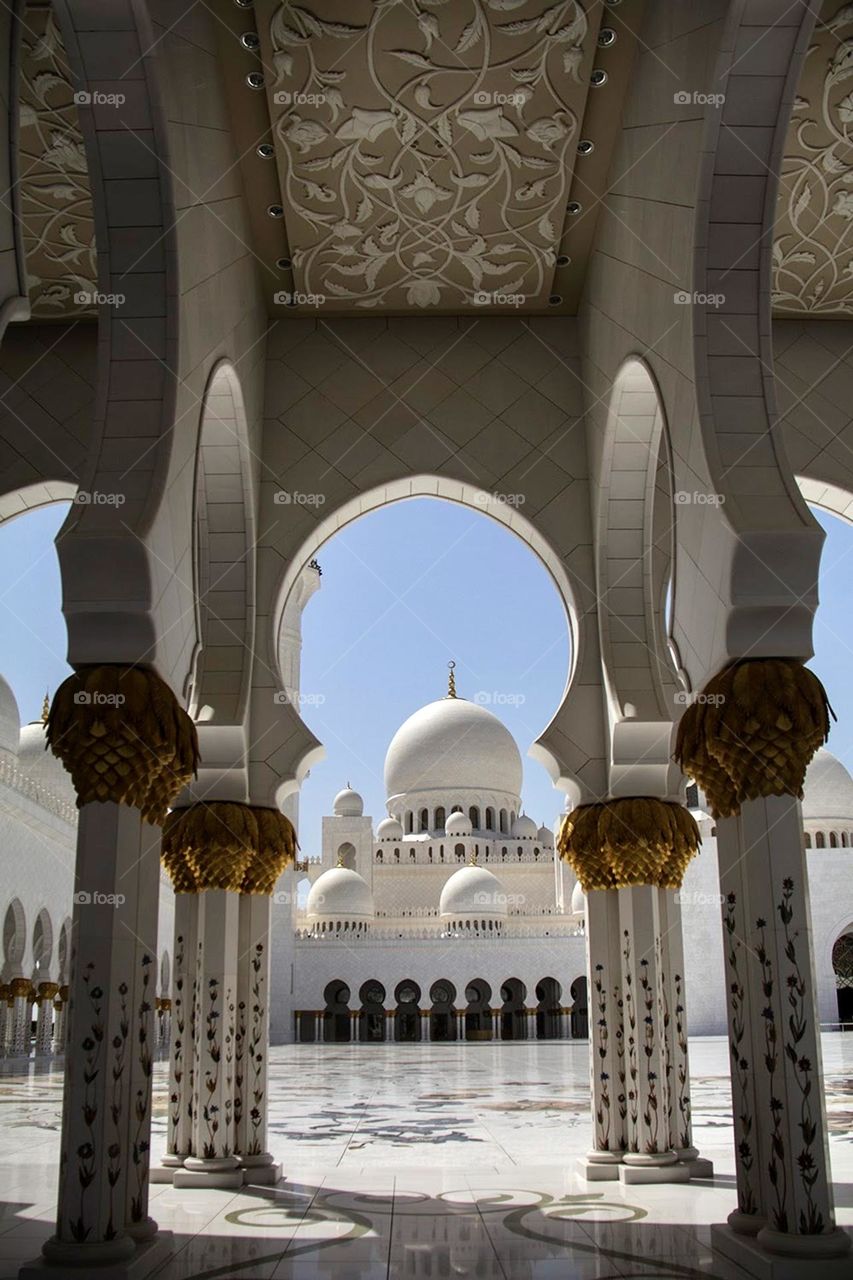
[1,498,852,852]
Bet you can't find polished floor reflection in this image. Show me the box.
[2,1037,853,1278]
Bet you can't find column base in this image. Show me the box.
[173,1156,243,1189]
[679,1155,714,1179]
[712,1224,852,1279]
[575,1151,622,1181]
[239,1154,281,1186]
[148,1154,183,1184]
[619,1152,690,1185]
[20,1232,172,1280]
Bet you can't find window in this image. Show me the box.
[406,811,414,833]
[455,843,465,862]
[419,808,429,832]
[394,848,400,862]
[376,851,383,862]
[485,807,495,830]
[817,832,826,848]
[500,809,508,833]
[831,832,839,848]
[435,806,446,829]
[804,833,811,848]
[469,806,480,829]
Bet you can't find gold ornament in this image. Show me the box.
[37,982,60,1003]
[9,978,31,999]
[242,807,297,893]
[46,665,199,824]
[558,798,700,891]
[161,810,200,893]
[674,659,832,819]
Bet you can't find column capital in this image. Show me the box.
[37,982,60,1003]
[674,658,830,818]
[9,977,31,998]
[558,798,700,889]
[46,665,199,823]
[161,802,296,893]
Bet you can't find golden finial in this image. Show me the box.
[336,849,345,868]
[468,848,478,866]
[41,691,50,726]
[447,660,457,699]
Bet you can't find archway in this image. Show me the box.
[322,980,351,1043]
[394,980,421,1043]
[336,842,357,870]
[358,980,386,1043]
[535,976,562,1040]
[31,908,52,980]
[832,933,853,1026]
[464,979,492,1041]
[429,979,457,1042]
[2,899,25,980]
[499,978,527,1041]
[570,976,589,1040]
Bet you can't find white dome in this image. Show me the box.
[306,866,374,920]
[18,722,75,802]
[445,810,472,836]
[0,675,20,756]
[571,880,586,918]
[538,824,552,843]
[802,749,853,823]
[384,697,522,800]
[333,786,363,816]
[439,863,507,919]
[512,813,538,838]
[376,816,402,840]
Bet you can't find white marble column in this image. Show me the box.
[526,1008,537,1041]
[53,990,68,1056]
[33,803,167,1274]
[657,888,713,1177]
[161,893,200,1174]
[491,1011,500,1041]
[175,890,242,1189]
[618,885,685,1184]
[578,888,625,1180]
[0,990,8,1056]
[712,797,851,1270]
[234,894,279,1186]
[421,1010,430,1042]
[35,984,58,1056]
[9,979,32,1056]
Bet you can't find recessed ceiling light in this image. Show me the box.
[567,201,582,215]
[246,72,265,90]
[577,140,594,155]
[241,32,260,50]
[268,205,284,218]
[548,295,562,306]
[598,27,617,46]
[257,143,274,159]
[277,257,292,269]
[557,255,571,267]
[591,69,608,87]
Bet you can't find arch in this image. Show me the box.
[816,832,826,849]
[469,806,480,830]
[336,842,356,870]
[57,917,71,983]
[435,806,446,830]
[499,977,527,1041]
[429,978,457,1042]
[322,979,351,1043]
[358,979,386,1043]
[0,484,77,527]
[455,843,465,862]
[832,932,853,1025]
[569,976,589,1039]
[2,898,25,973]
[31,908,53,979]
[394,979,421,1042]
[464,978,492,1041]
[535,976,562,1040]
[499,808,508,833]
[188,361,257,723]
[804,832,812,848]
[831,832,839,849]
[270,477,603,805]
[419,807,429,832]
[485,806,495,831]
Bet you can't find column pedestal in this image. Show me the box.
[173,890,242,1190]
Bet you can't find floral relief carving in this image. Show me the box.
[17,4,96,318]
[723,892,759,1221]
[773,3,853,314]
[259,0,591,310]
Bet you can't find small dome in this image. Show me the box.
[377,816,403,840]
[440,863,507,919]
[333,786,364,817]
[512,813,538,838]
[18,722,75,803]
[306,866,373,921]
[538,824,552,844]
[571,880,586,918]
[445,810,472,836]
[0,675,20,756]
[802,749,853,823]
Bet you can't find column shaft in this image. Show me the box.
[164,894,200,1169]
[235,894,278,1184]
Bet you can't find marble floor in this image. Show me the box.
[1,1036,853,1278]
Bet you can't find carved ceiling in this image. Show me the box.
[17,1,96,320]
[253,0,626,314]
[773,0,853,316]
